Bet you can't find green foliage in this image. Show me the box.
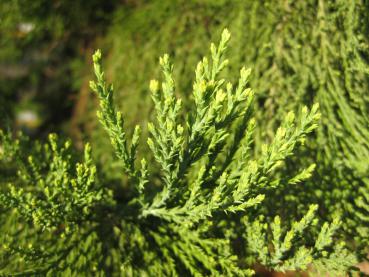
[83,0,369,266]
[1,0,369,274]
[0,29,356,276]
[0,134,105,230]
[246,205,356,274]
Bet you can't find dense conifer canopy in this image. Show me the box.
[1,0,369,275]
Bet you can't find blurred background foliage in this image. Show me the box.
[1,0,369,258]
[0,0,118,133]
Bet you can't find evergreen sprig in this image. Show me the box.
[0,29,358,276]
[246,205,356,274]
